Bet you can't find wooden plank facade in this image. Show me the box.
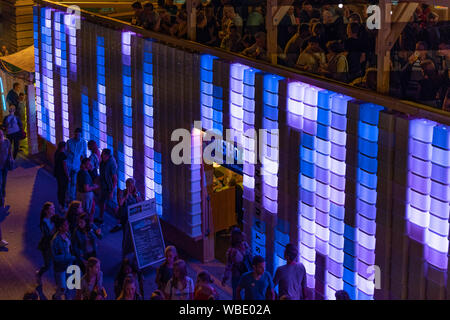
[2,0,34,52]
[34,1,450,300]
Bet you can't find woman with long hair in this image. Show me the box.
[65,200,83,234]
[155,245,178,291]
[117,276,142,300]
[36,202,56,284]
[76,257,106,300]
[164,259,194,300]
[114,258,144,299]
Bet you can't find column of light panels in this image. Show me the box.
[41,8,55,144]
[326,94,352,299]
[81,93,90,141]
[298,85,319,290]
[427,125,450,270]
[407,119,435,242]
[261,74,282,215]
[200,55,216,132]
[229,63,248,148]
[242,68,259,198]
[315,90,335,297]
[67,15,77,76]
[96,36,107,150]
[274,219,290,272]
[33,7,42,135]
[189,127,203,237]
[355,103,384,300]
[143,39,155,200]
[121,31,134,188]
[54,12,69,141]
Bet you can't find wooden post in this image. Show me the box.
[266,0,278,65]
[376,0,392,94]
[186,0,197,41]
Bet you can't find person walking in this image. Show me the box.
[54,141,70,212]
[97,148,119,230]
[118,178,142,257]
[65,200,84,234]
[221,227,252,299]
[76,158,99,220]
[0,129,12,208]
[273,243,307,300]
[51,216,76,300]
[155,245,178,292]
[75,257,106,300]
[164,259,194,300]
[36,202,56,285]
[87,140,101,181]
[2,104,23,159]
[66,128,87,202]
[194,271,218,300]
[71,213,102,273]
[235,255,274,300]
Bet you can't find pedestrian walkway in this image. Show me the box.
[0,155,231,300]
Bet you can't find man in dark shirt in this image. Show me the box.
[98,149,119,231]
[6,82,20,109]
[344,22,366,82]
[236,255,275,300]
[77,158,98,219]
[54,141,70,212]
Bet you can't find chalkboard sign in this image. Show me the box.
[128,200,165,269]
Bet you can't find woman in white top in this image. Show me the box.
[164,259,194,300]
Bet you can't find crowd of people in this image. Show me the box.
[2,125,326,301]
[130,0,449,110]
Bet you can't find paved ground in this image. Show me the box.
[0,155,232,300]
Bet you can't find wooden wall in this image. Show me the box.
[2,0,34,52]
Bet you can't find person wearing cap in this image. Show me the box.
[273,243,307,300]
[66,128,87,202]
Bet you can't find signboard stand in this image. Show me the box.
[128,199,166,270]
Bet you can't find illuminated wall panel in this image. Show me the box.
[200,55,216,132]
[143,39,156,202]
[40,7,56,144]
[261,74,282,215]
[0,76,6,111]
[33,6,42,135]
[229,63,249,147]
[326,94,351,300]
[54,12,69,141]
[355,103,384,300]
[96,36,108,150]
[298,85,319,290]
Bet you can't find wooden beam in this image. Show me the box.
[376,0,392,94]
[266,0,278,65]
[385,3,419,51]
[272,1,294,26]
[186,0,197,41]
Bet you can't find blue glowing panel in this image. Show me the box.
[262,74,283,215]
[0,77,6,111]
[121,31,134,188]
[143,40,157,206]
[54,12,69,141]
[40,7,56,144]
[200,55,217,132]
[34,7,42,135]
[96,36,108,150]
[355,103,384,300]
